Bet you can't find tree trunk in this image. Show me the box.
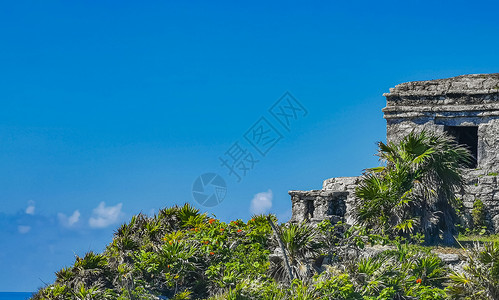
[441,206,457,246]
[267,217,294,283]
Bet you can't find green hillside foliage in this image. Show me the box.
[30,203,499,300]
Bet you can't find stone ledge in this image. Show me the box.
[383,104,499,112]
[288,190,349,197]
[384,74,499,98]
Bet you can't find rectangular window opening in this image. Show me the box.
[444,126,478,168]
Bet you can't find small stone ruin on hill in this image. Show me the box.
[290,74,499,233]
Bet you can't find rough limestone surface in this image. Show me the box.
[458,171,499,231]
[290,74,499,233]
[289,189,347,224]
[322,177,359,224]
[493,215,499,233]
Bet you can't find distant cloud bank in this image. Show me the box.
[250,189,273,215]
[89,202,123,228]
[2,200,126,234]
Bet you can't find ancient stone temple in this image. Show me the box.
[290,74,499,232]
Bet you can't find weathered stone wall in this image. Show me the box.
[478,119,499,171]
[322,177,359,224]
[459,171,499,232]
[289,189,347,224]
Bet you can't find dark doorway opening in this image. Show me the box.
[444,126,478,168]
[306,200,315,219]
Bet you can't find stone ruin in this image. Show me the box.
[290,74,499,233]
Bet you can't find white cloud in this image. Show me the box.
[250,189,273,215]
[89,202,123,229]
[58,210,81,227]
[25,201,35,215]
[18,225,31,234]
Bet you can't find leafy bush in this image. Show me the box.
[447,241,499,299]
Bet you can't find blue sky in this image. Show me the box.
[1,0,499,292]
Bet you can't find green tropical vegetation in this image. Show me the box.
[31,130,499,299]
[354,130,472,245]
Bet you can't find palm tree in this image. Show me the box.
[269,220,323,282]
[355,130,471,245]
